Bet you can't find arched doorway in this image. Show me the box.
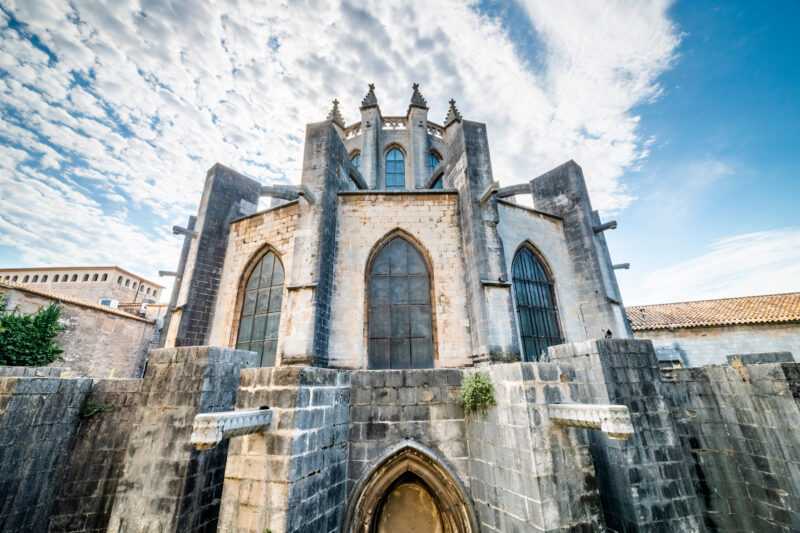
[344,443,478,533]
[375,473,443,533]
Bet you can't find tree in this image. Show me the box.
[0,296,64,367]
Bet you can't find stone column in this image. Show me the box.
[530,161,630,338]
[358,87,382,189]
[174,164,262,347]
[445,117,519,363]
[407,100,429,188]
[280,122,351,366]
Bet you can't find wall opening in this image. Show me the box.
[344,444,477,533]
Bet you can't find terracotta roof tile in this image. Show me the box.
[626,292,800,331]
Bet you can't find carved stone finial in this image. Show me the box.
[444,98,463,126]
[409,82,428,109]
[360,83,378,109]
[326,98,345,127]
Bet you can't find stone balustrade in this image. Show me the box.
[190,408,273,450]
[548,403,634,440]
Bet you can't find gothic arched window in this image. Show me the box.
[367,237,433,369]
[430,174,444,190]
[427,150,442,175]
[385,148,405,189]
[236,250,284,366]
[512,246,563,361]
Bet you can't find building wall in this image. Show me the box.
[49,378,143,533]
[328,192,472,368]
[496,201,586,344]
[207,202,299,352]
[663,362,800,531]
[1,286,155,378]
[0,369,92,533]
[635,323,800,367]
[0,268,162,304]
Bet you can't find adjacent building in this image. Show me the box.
[628,292,800,367]
[0,266,163,307]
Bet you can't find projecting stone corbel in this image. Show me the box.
[612,263,630,270]
[479,181,500,204]
[172,225,198,238]
[593,220,618,233]
[298,184,316,205]
[548,403,634,440]
[190,408,273,450]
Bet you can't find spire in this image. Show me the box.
[326,98,344,127]
[360,83,378,109]
[409,82,428,110]
[444,98,462,126]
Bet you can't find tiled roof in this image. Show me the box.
[626,292,800,331]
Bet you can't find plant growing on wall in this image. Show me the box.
[460,372,497,416]
[0,296,64,367]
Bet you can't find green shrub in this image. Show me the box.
[460,372,496,416]
[0,296,64,367]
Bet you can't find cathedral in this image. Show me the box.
[163,82,630,368]
[2,84,798,533]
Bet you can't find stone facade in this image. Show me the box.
[330,192,472,368]
[1,283,155,378]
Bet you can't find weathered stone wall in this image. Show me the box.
[465,363,603,532]
[49,378,143,533]
[0,372,92,532]
[550,339,705,532]
[208,201,299,350]
[496,200,587,344]
[663,361,800,531]
[329,192,472,368]
[107,346,258,533]
[218,366,350,533]
[1,285,155,378]
[348,368,468,486]
[635,323,799,367]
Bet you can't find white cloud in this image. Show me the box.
[0,0,681,300]
[625,228,800,305]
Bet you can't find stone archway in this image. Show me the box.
[344,442,478,533]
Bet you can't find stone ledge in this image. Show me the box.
[191,408,273,450]
[548,403,633,440]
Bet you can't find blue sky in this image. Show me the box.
[0,0,797,305]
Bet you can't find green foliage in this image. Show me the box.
[0,297,64,367]
[460,372,496,416]
[80,399,115,418]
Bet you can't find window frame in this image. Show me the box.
[510,243,564,362]
[384,146,406,189]
[364,231,437,369]
[231,246,285,367]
